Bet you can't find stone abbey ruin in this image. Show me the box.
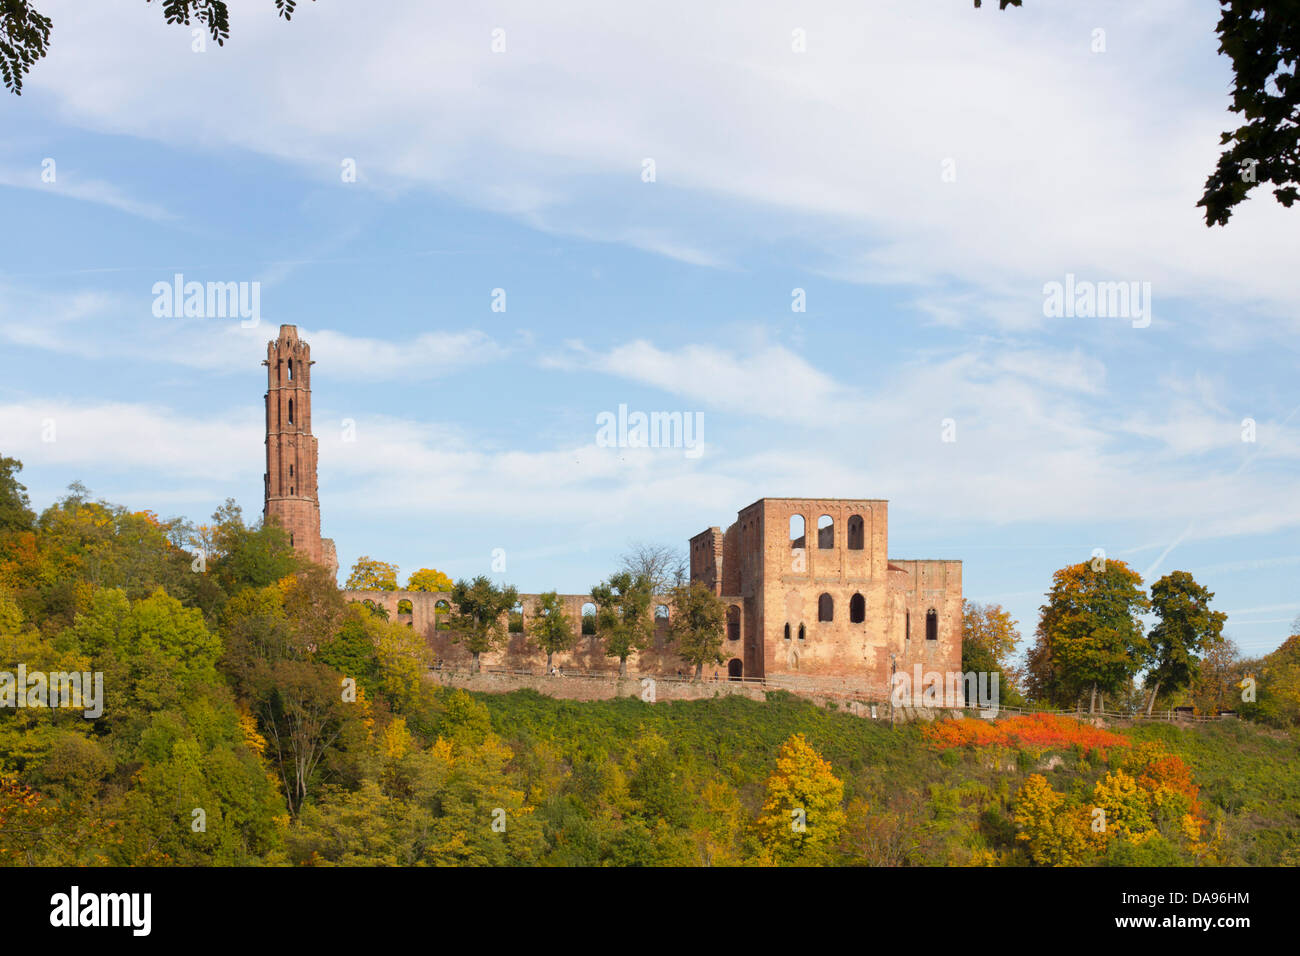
[263,325,962,697]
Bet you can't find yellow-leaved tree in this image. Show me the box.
[346,556,399,591]
[1012,774,1091,866]
[407,568,454,592]
[755,734,846,866]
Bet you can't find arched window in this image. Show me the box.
[581,602,597,635]
[508,601,524,633]
[797,623,806,641]
[849,593,866,623]
[817,514,834,549]
[288,358,294,381]
[289,533,294,547]
[926,608,938,641]
[290,486,294,495]
[784,623,791,641]
[435,599,450,630]
[655,604,670,621]
[789,514,806,549]
[727,605,741,641]
[397,599,413,616]
[287,398,294,425]
[905,610,910,641]
[727,658,743,680]
[289,464,294,477]
[847,514,865,550]
[818,593,834,622]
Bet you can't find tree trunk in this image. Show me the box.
[694,661,703,681]
[1145,678,1161,717]
[471,651,480,675]
[546,650,554,673]
[1089,684,1097,715]
[619,656,627,679]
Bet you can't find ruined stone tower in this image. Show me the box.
[263,324,337,576]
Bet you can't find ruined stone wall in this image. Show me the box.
[425,670,957,721]
[341,496,961,696]
[886,559,964,704]
[342,589,697,677]
[689,528,723,596]
[752,498,890,686]
[689,497,963,698]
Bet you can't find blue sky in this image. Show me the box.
[1,0,1297,661]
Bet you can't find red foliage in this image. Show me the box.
[922,712,1130,756]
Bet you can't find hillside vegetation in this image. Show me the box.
[1,460,1296,866]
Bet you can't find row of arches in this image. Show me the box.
[789,514,868,550]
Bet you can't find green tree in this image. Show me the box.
[669,580,726,679]
[1143,571,1227,715]
[346,556,399,592]
[449,575,518,675]
[591,571,653,678]
[0,457,35,532]
[976,0,1300,226]
[1026,559,1150,711]
[208,499,298,596]
[530,591,576,672]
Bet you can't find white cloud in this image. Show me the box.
[0,286,507,380]
[6,331,1297,548]
[19,0,1299,336]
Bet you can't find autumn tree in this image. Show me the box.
[1026,558,1150,712]
[669,580,726,680]
[961,600,1025,706]
[591,571,653,679]
[530,591,576,672]
[449,575,518,675]
[1011,774,1091,866]
[407,568,453,593]
[1192,635,1244,716]
[1243,619,1300,728]
[346,556,399,592]
[1143,571,1227,715]
[755,734,846,866]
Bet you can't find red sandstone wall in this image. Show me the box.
[343,496,962,697]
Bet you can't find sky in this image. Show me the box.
[0,0,1297,661]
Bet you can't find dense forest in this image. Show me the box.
[1,455,1297,866]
